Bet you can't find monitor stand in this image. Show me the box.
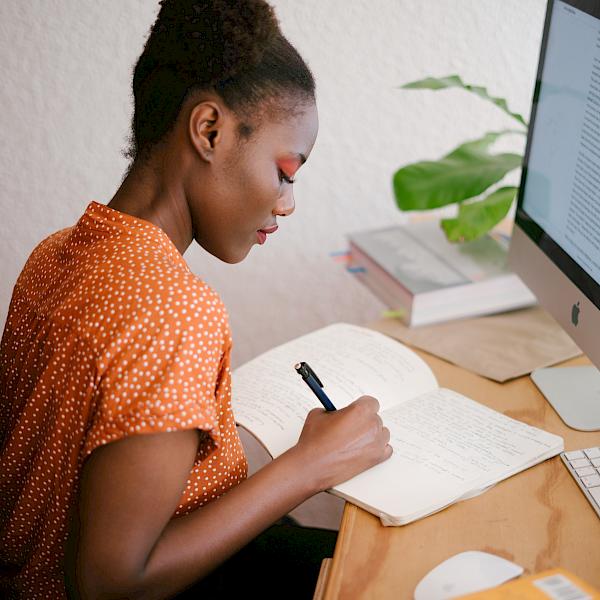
[531,366,600,431]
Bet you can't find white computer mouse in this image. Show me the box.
[414,550,524,600]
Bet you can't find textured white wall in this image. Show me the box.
[0,0,546,367]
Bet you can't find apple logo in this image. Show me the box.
[571,301,580,326]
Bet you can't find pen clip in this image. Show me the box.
[294,361,323,387]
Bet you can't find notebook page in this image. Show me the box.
[333,388,563,524]
[232,323,437,457]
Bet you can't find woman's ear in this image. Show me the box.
[188,101,223,162]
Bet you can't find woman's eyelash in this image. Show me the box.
[279,170,295,185]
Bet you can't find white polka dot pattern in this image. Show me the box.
[0,202,248,598]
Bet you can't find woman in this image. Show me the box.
[0,1,392,598]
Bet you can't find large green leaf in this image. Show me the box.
[393,132,522,210]
[441,186,518,242]
[402,75,528,127]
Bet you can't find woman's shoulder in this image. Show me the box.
[106,243,226,318]
[57,227,230,352]
[83,225,225,308]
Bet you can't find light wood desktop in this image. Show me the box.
[319,348,600,599]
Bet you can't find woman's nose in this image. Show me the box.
[274,187,295,217]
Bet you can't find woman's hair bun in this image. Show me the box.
[149,0,281,85]
[129,0,314,162]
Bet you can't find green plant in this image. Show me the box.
[393,75,528,242]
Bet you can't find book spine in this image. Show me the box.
[348,242,415,324]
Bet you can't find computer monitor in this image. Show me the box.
[509,0,600,431]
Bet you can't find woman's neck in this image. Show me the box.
[108,160,193,255]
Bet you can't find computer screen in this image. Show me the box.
[509,0,600,430]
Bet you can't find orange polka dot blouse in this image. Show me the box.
[0,202,248,598]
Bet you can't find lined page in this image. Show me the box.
[333,388,563,524]
[232,323,437,457]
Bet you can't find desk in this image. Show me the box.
[321,349,600,599]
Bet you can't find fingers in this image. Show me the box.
[354,395,380,413]
[381,427,393,461]
[347,396,391,458]
[307,407,324,418]
[350,396,390,460]
[382,426,391,445]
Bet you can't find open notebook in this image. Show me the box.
[232,323,563,526]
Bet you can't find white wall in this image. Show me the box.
[0,0,546,368]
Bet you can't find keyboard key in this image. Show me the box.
[561,450,600,519]
[584,447,600,459]
[589,485,600,504]
[565,450,586,460]
[570,458,591,469]
[575,466,596,477]
[581,474,600,488]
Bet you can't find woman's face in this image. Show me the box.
[188,100,319,263]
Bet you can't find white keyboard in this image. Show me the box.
[561,446,600,518]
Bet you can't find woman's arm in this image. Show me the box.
[66,395,391,599]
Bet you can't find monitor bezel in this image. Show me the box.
[515,0,600,309]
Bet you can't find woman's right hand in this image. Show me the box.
[292,395,393,493]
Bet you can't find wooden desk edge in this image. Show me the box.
[322,504,359,600]
[313,558,333,600]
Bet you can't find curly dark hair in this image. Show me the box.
[127,0,316,162]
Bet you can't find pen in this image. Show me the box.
[294,361,337,411]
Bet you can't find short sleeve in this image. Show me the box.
[82,288,230,459]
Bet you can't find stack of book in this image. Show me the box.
[347,220,536,327]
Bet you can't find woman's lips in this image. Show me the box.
[256,224,278,245]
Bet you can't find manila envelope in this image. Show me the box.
[370,306,581,383]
